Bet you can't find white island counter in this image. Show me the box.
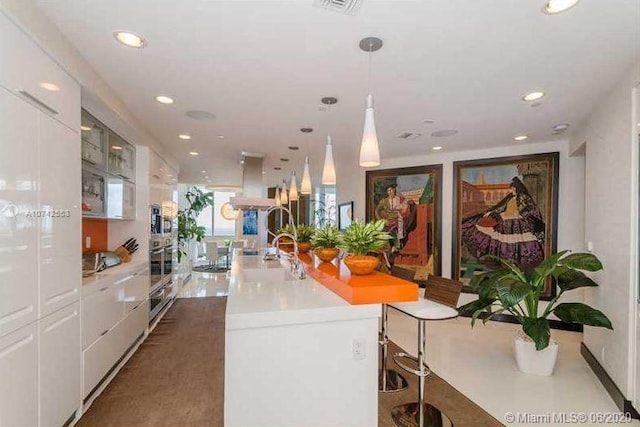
[224,254,381,427]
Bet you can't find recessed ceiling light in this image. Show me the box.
[552,123,570,132]
[423,119,436,124]
[280,158,289,162]
[113,31,145,48]
[522,91,545,102]
[201,170,207,173]
[217,135,225,139]
[155,95,174,104]
[321,97,338,105]
[205,176,209,179]
[543,0,581,14]
[288,146,299,151]
[431,129,458,137]
[186,110,216,121]
[80,125,92,132]
[189,151,199,156]
[38,82,60,91]
[178,134,191,140]
[300,128,314,133]
[112,145,123,150]
[514,135,528,141]
[274,167,282,170]
[432,146,443,151]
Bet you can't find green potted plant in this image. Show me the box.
[177,187,213,262]
[339,219,391,275]
[294,224,315,253]
[311,225,342,263]
[457,250,613,376]
[274,224,296,253]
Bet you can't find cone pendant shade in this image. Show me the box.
[322,135,337,185]
[275,186,281,206]
[301,156,312,195]
[280,182,288,204]
[289,171,298,201]
[359,94,380,167]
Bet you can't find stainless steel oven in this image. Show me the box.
[149,280,173,320]
[149,238,164,292]
[163,244,175,278]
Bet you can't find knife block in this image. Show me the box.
[114,246,132,263]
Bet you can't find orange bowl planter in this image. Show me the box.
[298,242,312,253]
[315,247,340,263]
[343,255,379,275]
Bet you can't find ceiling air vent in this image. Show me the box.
[398,132,422,140]
[312,0,363,15]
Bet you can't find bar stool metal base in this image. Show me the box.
[391,402,453,427]
[378,368,408,392]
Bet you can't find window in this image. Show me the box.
[195,189,236,236]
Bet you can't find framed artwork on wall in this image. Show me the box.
[338,201,353,231]
[365,165,442,276]
[242,210,258,235]
[452,152,559,299]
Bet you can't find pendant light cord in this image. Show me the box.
[367,41,373,94]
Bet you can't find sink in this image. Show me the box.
[239,268,294,282]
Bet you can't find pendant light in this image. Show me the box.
[280,180,288,204]
[289,171,298,201]
[322,135,336,185]
[275,186,281,206]
[301,156,312,195]
[358,37,383,168]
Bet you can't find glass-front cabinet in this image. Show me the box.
[81,111,106,167]
[82,166,107,217]
[81,108,137,219]
[108,132,135,182]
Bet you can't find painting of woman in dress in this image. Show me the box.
[452,153,559,298]
[461,176,545,270]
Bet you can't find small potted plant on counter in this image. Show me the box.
[294,224,315,254]
[457,250,613,376]
[311,225,342,263]
[339,219,390,275]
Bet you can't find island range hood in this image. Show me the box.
[229,155,275,210]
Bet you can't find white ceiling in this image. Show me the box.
[35,0,639,187]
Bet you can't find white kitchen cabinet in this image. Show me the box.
[0,323,38,427]
[0,87,39,337]
[83,300,148,399]
[82,284,123,349]
[39,112,81,318]
[81,110,107,168]
[39,303,80,427]
[108,131,136,182]
[121,267,149,314]
[0,12,80,131]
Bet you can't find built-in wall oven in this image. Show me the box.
[149,236,174,321]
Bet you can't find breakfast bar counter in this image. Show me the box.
[224,253,418,427]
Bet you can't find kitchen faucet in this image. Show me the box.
[270,232,306,280]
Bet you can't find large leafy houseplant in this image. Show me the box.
[177,187,213,262]
[458,251,613,351]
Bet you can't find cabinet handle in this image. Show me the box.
[44,310,78,333]
[100,329,109,336]
[114,274,135,285]
[18,90,59,115]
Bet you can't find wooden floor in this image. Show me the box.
[77,297,501,427]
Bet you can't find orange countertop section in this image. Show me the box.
[297,253,419,305]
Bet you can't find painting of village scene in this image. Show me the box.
[452,153,559,298]
[366,165,442,277]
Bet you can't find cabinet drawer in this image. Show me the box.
[83,300,147,399]
[82,284,123,349]
[39,303,80,427]
[0,12,80,131]
[0,323,38,427]
[122,269,149,314]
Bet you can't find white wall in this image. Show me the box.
[570,62,640,400]
[336,139,585,307]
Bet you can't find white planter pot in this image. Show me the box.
[513,332,558,376]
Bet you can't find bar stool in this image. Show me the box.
[379,265,417,393]
[388,276,462,427]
